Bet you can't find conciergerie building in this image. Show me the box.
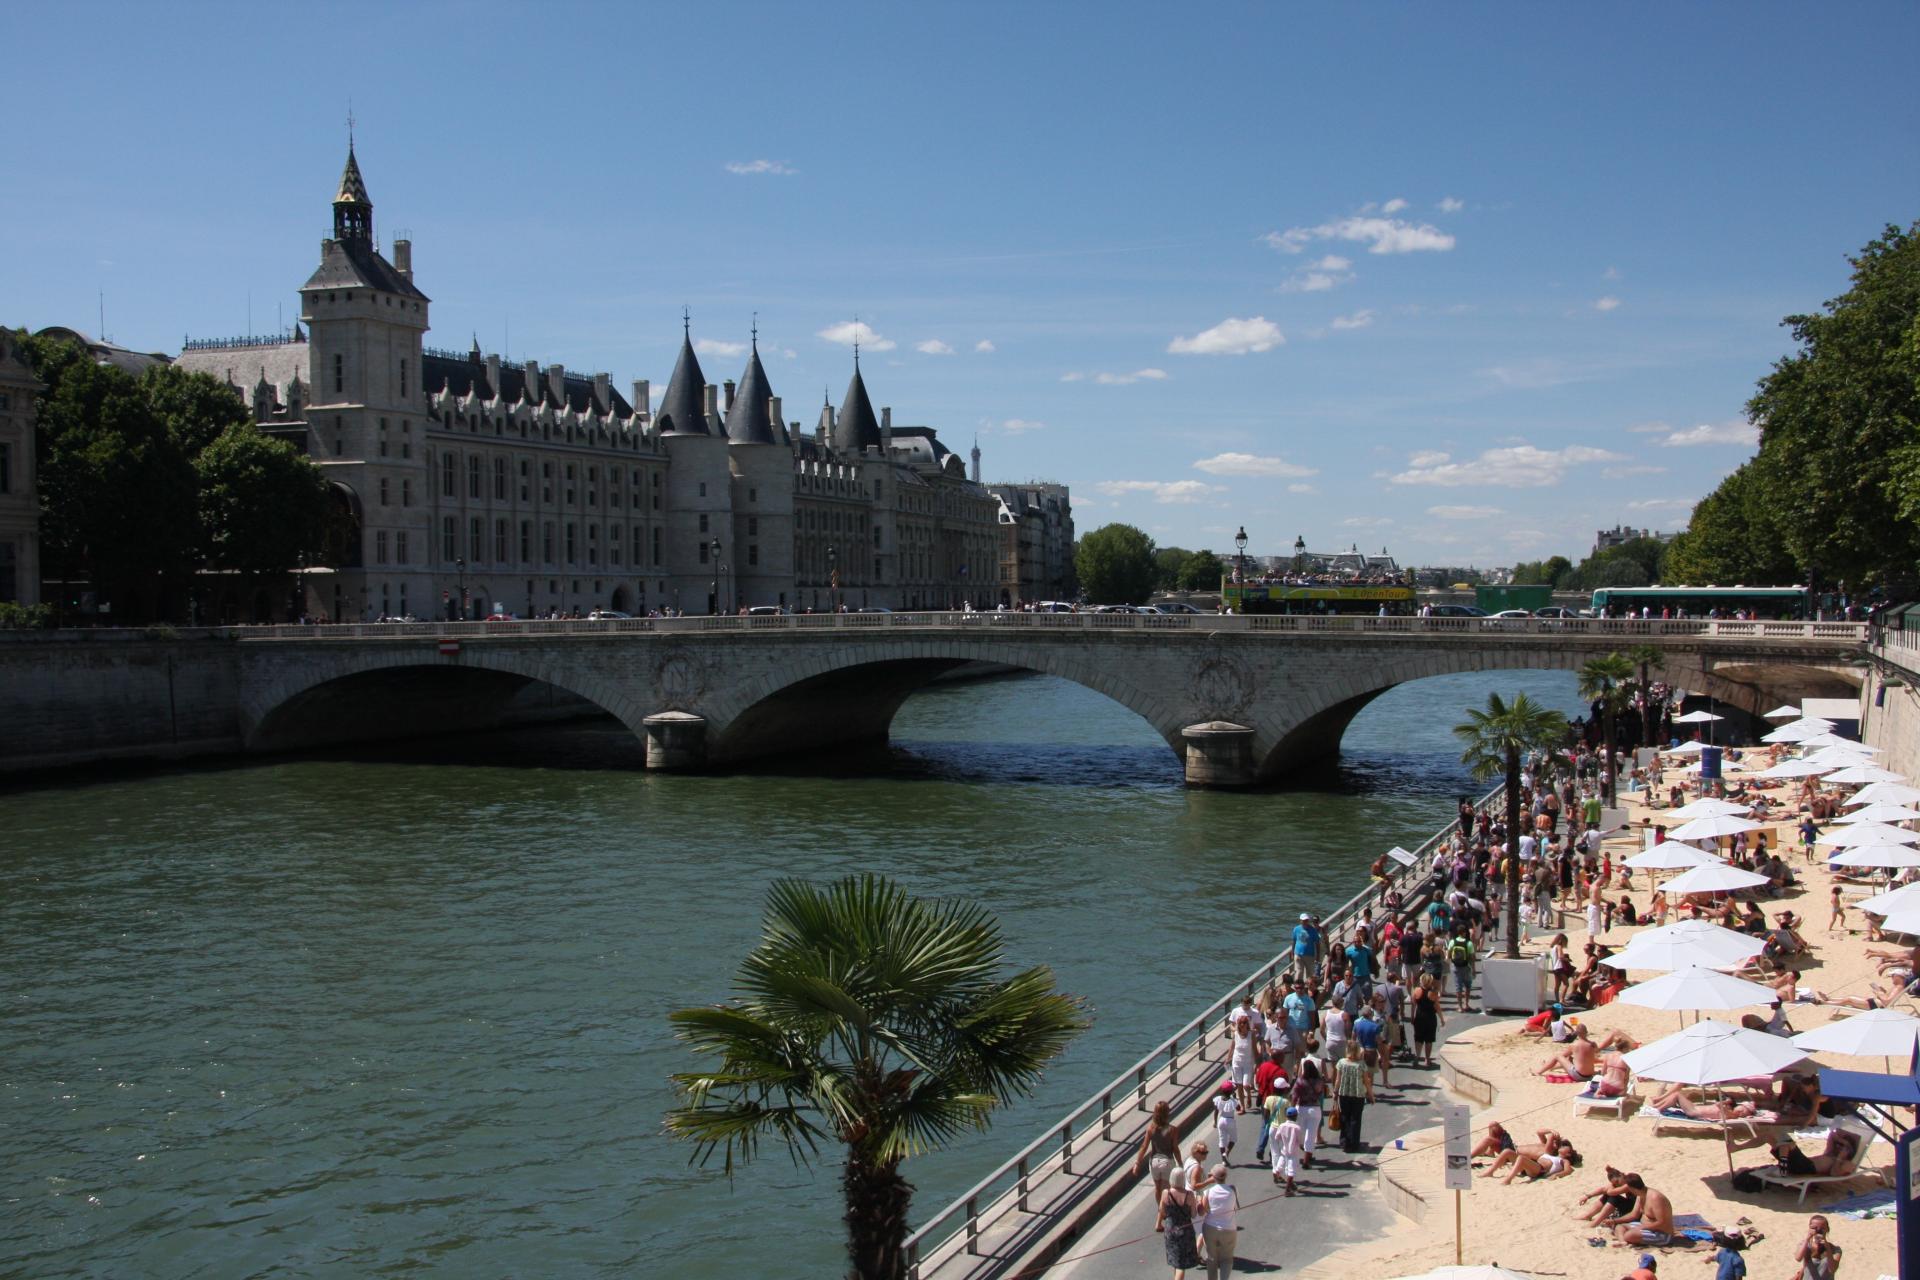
[171,145,1071,621]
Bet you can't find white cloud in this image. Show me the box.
[1387,444,1628,488]
[1287,483,1317,494]
[694,338,746,357]
[1168,315,1285,355]
[1264,214,1456,256]
[1330,309,1375,331]
[1342,516,1395,528]
[1427,504,1502,520]
[1312,254,1352,272]
[916,339,955,355]
[1381,197,1408,214]
[1657,420,1759,448]
[1281,254,1356,293]
[1594,295,1622,312]
[974,339,995,353]
[1059,371,1085,382]
[1627,497,1695,511]
[1192,452,1317,478]
[1603,265,1620,280]
[1096,479,1226,505]
[1000,418,1045,434]
[1438,196,1464,213]
[725,159,796,176]
[1094,368,1168,385]
[816,320,896,352]
[1602,463,1667,479]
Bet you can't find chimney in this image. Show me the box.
[547,363,566,406]
[393,238,413,281]
[703,384,719,422]
[486,353,502,398]
[723,379,736,412]
[820,402,835,435]
[881,406,893,455]
[523,360,539,404]
[768,396,782,440]
[632,378,650,421]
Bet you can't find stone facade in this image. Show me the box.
[0,329,41,605]
[990,482,1076,604]
[172,146,1014,620]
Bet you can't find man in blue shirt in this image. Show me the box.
[1345,935,1375,983]
[1292,914,1321,972]
[1282,981,1316,1046]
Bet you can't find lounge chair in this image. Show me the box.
[1755,1118,1884,1204]
[1635,1103,1777,1143]
[1572,1072,1638,1119]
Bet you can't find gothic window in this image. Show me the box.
[379,477,389,506]
[494,458,507,500]
[396,532,408,565]
[334,353,343,393]
[443,453,456,496]
[652,527,660,565]
[748,517,758,536]
[441,517,455,561]
[699,514,709,534]
[748,545,759,567]
[470,517,484,562]
[566,524,577,565]
[543,523,554,563]
[376,531,389,564]
[399,358,408,398]
[468,456,481,498]
[698,541,708,565]
[401,479,411,506]
[520,521,531,562]
[495,519,508,563]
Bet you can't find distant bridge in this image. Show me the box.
[226,613,1868,785]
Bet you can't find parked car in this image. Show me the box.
[1159,602,1205,615]
[745,605,783,616]
[1488,609,1534,619]
[1132,605,1166,614]
[586,609,632,620]
[485,611,517,621]
[856,607,892,614]
[1534,606,1579,619]
[1426,604,1485,618]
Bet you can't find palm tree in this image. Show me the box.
[665,874,1089,1280]
[1626,643,1663,749]
[1454,692,1570,958]
[1579,652,1637,806]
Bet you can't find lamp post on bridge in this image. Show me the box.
[1234,525,1249,584]
[709,537,722,615]
[456,557,466,621]
[1293,534,1306,577]
[828,544,838,614]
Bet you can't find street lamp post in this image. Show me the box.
[456,557,466,621]
[1234,525,1249,583]
[828,544,838,614]
[1293,534,1306,577]
[710,537,722,614]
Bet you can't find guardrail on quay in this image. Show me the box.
[39,615,1869,643]
[902,781,1505,1280]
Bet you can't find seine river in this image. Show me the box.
[1,668,1582,1277]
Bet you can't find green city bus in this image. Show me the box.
[1589,585,1810,619]
[1223,583,1417,615]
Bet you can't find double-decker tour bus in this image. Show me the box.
[1222,581,1417,615]
[1589,585,1810,620]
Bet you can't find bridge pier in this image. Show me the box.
[1182,721,1258,788]
[643,711,708,771]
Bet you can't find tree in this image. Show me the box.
[1074,523,1157,604]
[666,874,1088,1280]
[1152,545,1190,592]
[1578,652,1635,805]
[1453,692,1569,958]
[1176,548,1226,591]
[1661,463,1797,587]
[1748,222,1920,585]
[1510,555,1572,586]
[1625,643,1663,749]
[196,425,331,577]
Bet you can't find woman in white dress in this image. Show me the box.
[1228,1013,1258,1111]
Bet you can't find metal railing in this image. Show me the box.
[210,614,1871,643]
[901,781,1502,1277]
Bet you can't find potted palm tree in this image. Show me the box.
[1454,692,1569,1009]
[1579,651,1637,806]
[666,873,1088,1280]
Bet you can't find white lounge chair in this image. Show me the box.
[1572,1072,1637,1119]
[1754,1118,1883,1204]
[1635,1102,1773,1144]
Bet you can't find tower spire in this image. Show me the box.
[332,133,373,244]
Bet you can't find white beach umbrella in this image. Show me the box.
[1618,966,1780,1013]
[1824,765,1906,786]
[1792,1008,1920,1072]
[1390,1267,1540,1280]
[1879,906,1920,936]
[1602,921,1766,971]
[1759,759,1837,779]
[1622,1018,1808,1083]
[1674,710,1725,725]
[1625,844,1717,870]
[1667,741,1710,756]
[1763,705,1803,720]
[1855,882,1920,915]
[1802,733,1870,750]
[1805,746,1878,766]
[1763,725,1818,744]
[1667,814,1765,841]
[1826,843,1920,869]
[1668,799,1752,820]
[1837,803,1920,824]
[1659,862,1771,895]
[1819,823,1920,848]
[1847,782,1920,807]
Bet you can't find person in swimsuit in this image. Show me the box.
[1613,1179,1675,1248]
[1574,1166,1636,1225]
[1499,1137,1578,1184]
[1470,1121,1515,1160]
[1534,1024,1599,1078]
[1135,1100,1182,1231]
[1646,1085,1757,1120]
[1480,1129,1564,1177]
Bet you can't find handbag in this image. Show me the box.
[1328,1105,1343,1131]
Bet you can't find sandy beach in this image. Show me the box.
[1306,750,1902,1280]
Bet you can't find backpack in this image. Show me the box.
[1449,938,1475,966]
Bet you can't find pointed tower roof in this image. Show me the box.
[332,143,374,244]
[656,328,710,436]
[723,336,783,445]
[336,144,371,205]
[832,364,882,453]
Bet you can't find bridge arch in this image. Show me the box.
[241,644,650,754]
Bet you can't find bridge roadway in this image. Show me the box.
[230,612,1868,785]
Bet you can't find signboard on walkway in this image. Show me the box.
[1442,1103,1473,1191]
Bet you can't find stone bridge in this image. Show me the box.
[230,613,1869,786]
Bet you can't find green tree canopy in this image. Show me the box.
[1074,523,1157,604]
[1662,462,1797,586]
[1510,554,1572,586]
[1176,548,1226,591]
[666,874,1087,1280]
[1454,691,1569,958]
[1151,545,1190,592]
[196,424,330,575]
[1746,222,1920,585]
[1578,652,1636,803]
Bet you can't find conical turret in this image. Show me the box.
[332,144,373,243]
[724,336,783,445]
[656,328,710,436]
[832,364,882,453]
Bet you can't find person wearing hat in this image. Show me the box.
[1211,1081,1239,1163]
[1268,1105,1306,1195]
[1291,913,1321,975]
[1624,1251,1658,1280]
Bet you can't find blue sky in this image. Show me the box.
[6,2,1916,567]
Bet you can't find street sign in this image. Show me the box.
[1442,1103,1473,1191]
[1387,846,1418,868]
[438,639,460,656]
